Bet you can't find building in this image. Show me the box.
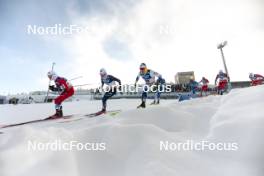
[175,71,195,84]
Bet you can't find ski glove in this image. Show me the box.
[49,85,55,91]
[118,85,122,91]
[156,77,165,85]
[49,85,62,92]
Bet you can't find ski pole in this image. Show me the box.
[69,76,83,81]
[73,83,93,87]
[45,62,55,102]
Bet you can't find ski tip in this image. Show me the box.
[0,125,6,129]
[45,115,74,120]
[85,110,121,118]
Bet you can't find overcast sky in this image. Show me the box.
[0,0,264,94]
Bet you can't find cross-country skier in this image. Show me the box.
[47,71,74,118]
[199,77,209,96]
[98,68,121,114]
[134,63,164,108]
[215,70,230,95]
[249,73,264,86]
[189,77,199,94]
[178,77,198,102]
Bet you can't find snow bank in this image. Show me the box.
[0,86,264,176]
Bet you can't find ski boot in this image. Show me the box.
[95,108,106,116]
[150,99,160,105]
[150,100,156,105]
[49,109,63,119]
[137,101,146,108]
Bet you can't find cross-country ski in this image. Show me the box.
[0,115,74,129]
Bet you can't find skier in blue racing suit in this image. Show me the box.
[99,68,121,113]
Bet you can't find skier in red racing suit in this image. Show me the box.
[249,73,264,86]
[199,77,209,96]
[47,71,74,118]
[215,70,230,95]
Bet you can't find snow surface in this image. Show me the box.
[0,86,264,176]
